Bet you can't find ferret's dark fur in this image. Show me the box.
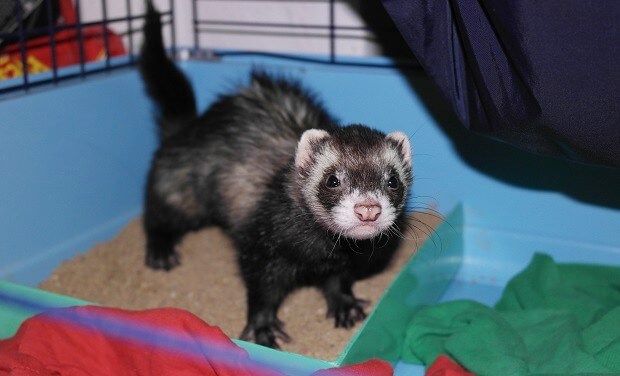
[139,3,413,348]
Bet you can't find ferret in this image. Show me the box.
[139,3,413,348]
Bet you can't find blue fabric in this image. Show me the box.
[381,0,620,167]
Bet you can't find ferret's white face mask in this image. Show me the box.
[295,128,412,240]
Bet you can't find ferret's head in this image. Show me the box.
[294,125,412,240]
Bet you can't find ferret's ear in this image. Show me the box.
[295,129,330,173]
[386,131,412,168]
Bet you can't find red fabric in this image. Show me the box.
[425,355,475,376]
[0,352,53,376]
[0,306,392,376]
[0,306,277,376]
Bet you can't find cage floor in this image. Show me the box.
[38,211,441,362]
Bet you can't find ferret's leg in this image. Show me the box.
[322,275,369,329]
[239,279,292,349]
[144,226,184,270]
[143,186,194,270]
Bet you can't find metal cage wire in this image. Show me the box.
[0,0,416,97]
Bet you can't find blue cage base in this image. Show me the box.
[1,56,619,375]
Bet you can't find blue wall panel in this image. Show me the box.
[2,58,619,286]
[0,72,157,284]
[0,57,619,376]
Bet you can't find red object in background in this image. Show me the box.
[0,0,125,80]
[425,355,475,376]
[0,305,393,376]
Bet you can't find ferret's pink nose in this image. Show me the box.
[354,203,382,222]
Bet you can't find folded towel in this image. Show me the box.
[402,253,620,375]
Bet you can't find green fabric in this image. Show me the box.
[402,253,620,376]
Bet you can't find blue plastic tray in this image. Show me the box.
[1,56,619,375]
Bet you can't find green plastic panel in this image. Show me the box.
[0,281,88,339]
[337,205,464,365]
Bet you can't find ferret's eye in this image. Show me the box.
[325,175,340,188]
[387,176,399,189]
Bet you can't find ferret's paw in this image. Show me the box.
[240,320,291,349]
[145,250,181,271]
[327,296,369,329]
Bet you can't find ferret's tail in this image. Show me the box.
[139,1,196,140]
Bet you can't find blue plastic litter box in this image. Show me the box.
[1,56,619,375]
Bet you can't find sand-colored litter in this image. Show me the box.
[39,212,440,361]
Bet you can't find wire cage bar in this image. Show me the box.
[191,0,418,68]
[0,0,416,98]
[0,0,175,96]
